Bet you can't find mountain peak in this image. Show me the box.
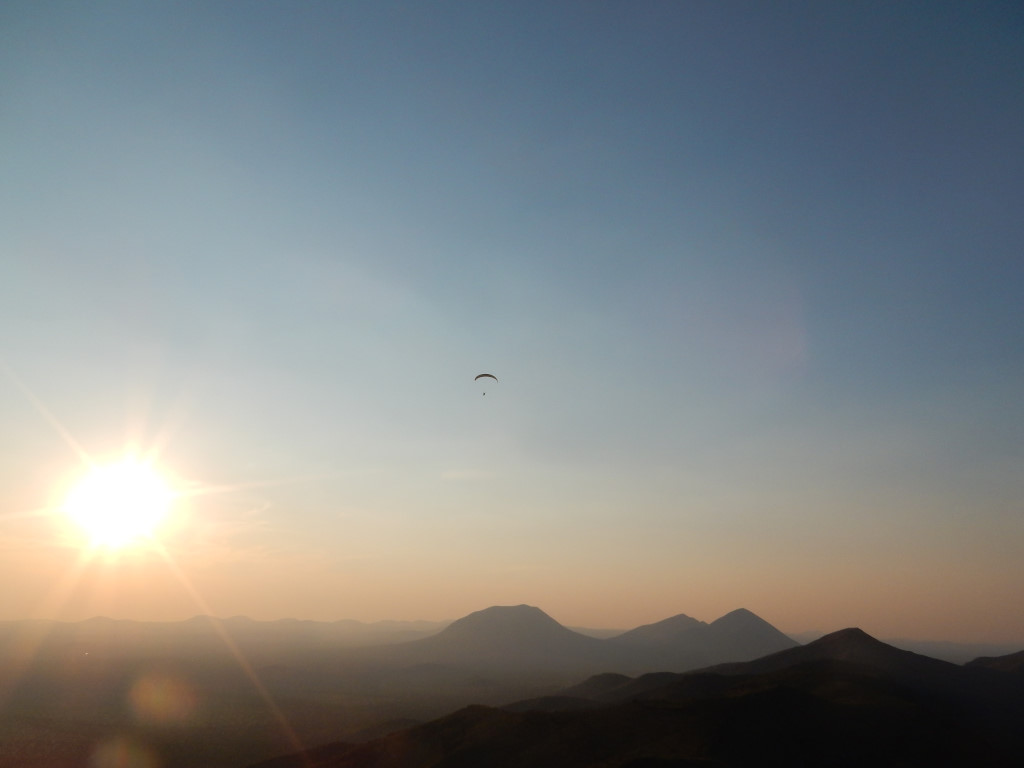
[816,627,878,645]
[802,627,954,671]
[704,608,798,660]
[610,613,705,646]
[722,607,756,617]
[723,626,960,681]
[404,605,609,670]
[708,608,767,629]
[430,604,577,648]
[447,604,559,630]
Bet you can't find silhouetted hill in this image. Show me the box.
[605,607,796,670]
[433,605,572,646]
[966,649,1024,674]
[706,626,963,687]
[704,607,796,658]
[887,637,1024,663]
[564,627,967,703]
[251,628,1024,767]
[390,605,614,674]
[608,613,704,645]
[251,682,1024,766]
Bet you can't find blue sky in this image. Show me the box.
[2,1,1022,641]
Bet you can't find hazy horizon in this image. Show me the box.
[2,2,1022,646]
[4,598,1021,650]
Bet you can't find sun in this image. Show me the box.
[63,457,174,549]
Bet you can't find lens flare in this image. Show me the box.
[89,736,158,768]
[129,673,198,725]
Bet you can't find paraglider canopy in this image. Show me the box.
[474,373,497,395]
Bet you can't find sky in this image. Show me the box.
[1,1,1022,643]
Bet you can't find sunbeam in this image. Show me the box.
[150,541,310,764]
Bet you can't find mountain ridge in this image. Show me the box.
[249,628,1024,767]
[381,604,797,676]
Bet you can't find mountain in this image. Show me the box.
[966,649,1024,674]
[388,605,614,673]
[250,628,1024,767]
[887,637,1024,664]
[430,605,575,647]
[703,607,797,659]
[607,612,705,645]
[606,607,797,670]
[374,605,796,677]
[709,626,960,680]
[553,627,970,705]
[785,632,1024,665]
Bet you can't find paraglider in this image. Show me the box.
[474,373,497,395]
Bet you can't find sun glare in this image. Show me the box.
[63,457,174,549]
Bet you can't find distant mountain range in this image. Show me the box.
[609,606,797,668]
[0,614,450,651]
[251,627,1024,768]
[367,604,798,677]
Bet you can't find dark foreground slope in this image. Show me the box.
[966,648,1024,674]
[251,629,1024,768]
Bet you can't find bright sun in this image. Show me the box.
[63,457,174,549]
